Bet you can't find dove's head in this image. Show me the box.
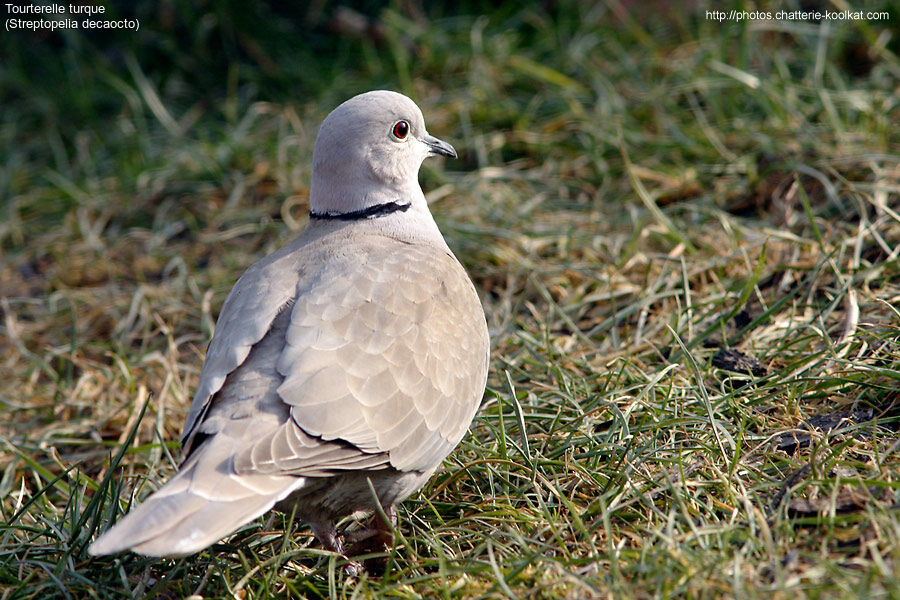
[309,90,456,217]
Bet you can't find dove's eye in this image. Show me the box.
[391,120,410,141]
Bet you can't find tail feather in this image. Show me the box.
[89,438,304,557]
[126,491,299,556]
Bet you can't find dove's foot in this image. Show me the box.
[312,513,396,577]
[345,506,396,576]
[310,521,362,575]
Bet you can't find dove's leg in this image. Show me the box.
[310,520,344,554]
[383,505,398,528]
[345,505,396,543]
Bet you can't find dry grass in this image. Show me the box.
[2,1,900,598]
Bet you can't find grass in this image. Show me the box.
[2,0,900,597]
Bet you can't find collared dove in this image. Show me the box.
[89,91,490,564]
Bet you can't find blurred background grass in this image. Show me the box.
[2,0,900,598]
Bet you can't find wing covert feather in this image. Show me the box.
[275,238,489,473]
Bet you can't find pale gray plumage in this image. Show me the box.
[89,91,490,559]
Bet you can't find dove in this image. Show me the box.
[89,91,490,566]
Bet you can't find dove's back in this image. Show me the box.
[89,218,489,556]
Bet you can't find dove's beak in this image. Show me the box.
[423,134,457,159]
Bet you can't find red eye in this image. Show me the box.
[392,120,410,140]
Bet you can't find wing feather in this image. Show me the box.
[181,236,312,451]
[188,232,488,478]
[272,239,489,472]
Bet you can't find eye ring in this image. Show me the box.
[391,120,410,142]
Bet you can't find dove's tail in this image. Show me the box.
[89,437,304,557]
